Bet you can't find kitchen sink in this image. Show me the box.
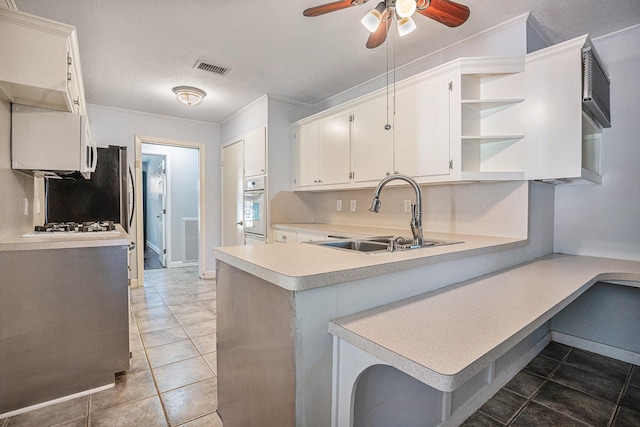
[310,240,390,253]
[306,236,463,254]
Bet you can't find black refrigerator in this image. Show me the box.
[46,146,132,231]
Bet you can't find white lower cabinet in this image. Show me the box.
[273,230,297,243]
[273,229,327,244]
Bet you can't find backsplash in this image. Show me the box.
[0,100,37,239]
[271,181,529,238]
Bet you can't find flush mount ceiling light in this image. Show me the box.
[304,0,470,48]
[172,86,206,106]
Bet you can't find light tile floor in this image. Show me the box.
[2,266,221,427]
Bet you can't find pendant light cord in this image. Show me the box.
[385,18,390,130]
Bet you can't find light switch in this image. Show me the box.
[350,200,357,212]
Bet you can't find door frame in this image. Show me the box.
[134,136,206,287]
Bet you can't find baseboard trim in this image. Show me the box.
[551,331,640,365]
[201,270,216,280]
[0,383,114,420]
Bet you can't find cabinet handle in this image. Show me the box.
[236,221,244,226]
[67,72,72,81]
[282,235,287,241]
[394,171,399,174]
[386,171,391,176]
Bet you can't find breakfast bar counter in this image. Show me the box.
[214,229,526,291]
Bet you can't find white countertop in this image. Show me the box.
[0,224,131,251]
[213,223,526,291]
[328,254,640,392]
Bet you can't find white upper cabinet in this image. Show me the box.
[244,126,266,177]
[523,35,603,183]
[291,35,607,190]
[451,57,526,181]
[0,8,87,114]
[394,66,452,179]
[293,112,351,187]
[351,94,394,182]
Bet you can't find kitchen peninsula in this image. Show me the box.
[214,181,558,427]
[0,226,131,417]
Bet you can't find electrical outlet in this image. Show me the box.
[336,200,342,211]
[404,199,411,213]
[350,200,357,212]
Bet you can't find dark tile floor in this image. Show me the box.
[1,267,220,427]
[463,341,640,427]
[144,244,165,270]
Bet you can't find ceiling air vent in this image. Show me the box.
[193,60,230,76]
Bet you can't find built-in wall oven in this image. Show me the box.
[243,176,266,239]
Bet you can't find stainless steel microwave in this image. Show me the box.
[582,45,611,128]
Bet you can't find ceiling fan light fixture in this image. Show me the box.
[397,16,417,36]
[361,1,387,33]
[395,0,417,18]
[172,86,206,106]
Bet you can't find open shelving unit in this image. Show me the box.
[455,58,526,180]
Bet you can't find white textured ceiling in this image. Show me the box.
[13,0,640,123]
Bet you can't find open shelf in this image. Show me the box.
[461,99,525,109]
[462,135,525,143]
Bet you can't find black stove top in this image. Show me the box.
[34,221,116,233]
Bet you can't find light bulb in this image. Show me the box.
[397,16,416,37]
[395,0,416,18]
[361,2,387,33]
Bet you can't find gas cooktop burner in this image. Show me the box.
[33,221,116,233]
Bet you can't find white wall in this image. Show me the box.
[220,95,268,146]
[316,14,532,111]
[554,25,640,261]
[0,100,35,239]
[86,104,221,276]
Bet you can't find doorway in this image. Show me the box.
[142,153,167,270]
[134,136,206,288]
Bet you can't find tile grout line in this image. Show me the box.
[133,294,173,427]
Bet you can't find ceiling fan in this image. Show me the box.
[303,0,470,48]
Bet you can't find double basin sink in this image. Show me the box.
[306,236,463,254]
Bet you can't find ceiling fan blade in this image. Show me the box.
[366,15,391,49]
[303,0,358,17]
[416,0,470,27]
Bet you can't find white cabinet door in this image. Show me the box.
[244,126,266,177]
[317,113,351,186]
[295,113,351,188]
[394,70,452,178]
[351,95,394,183]
[0,8,84,113]
[294,122,320,187]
